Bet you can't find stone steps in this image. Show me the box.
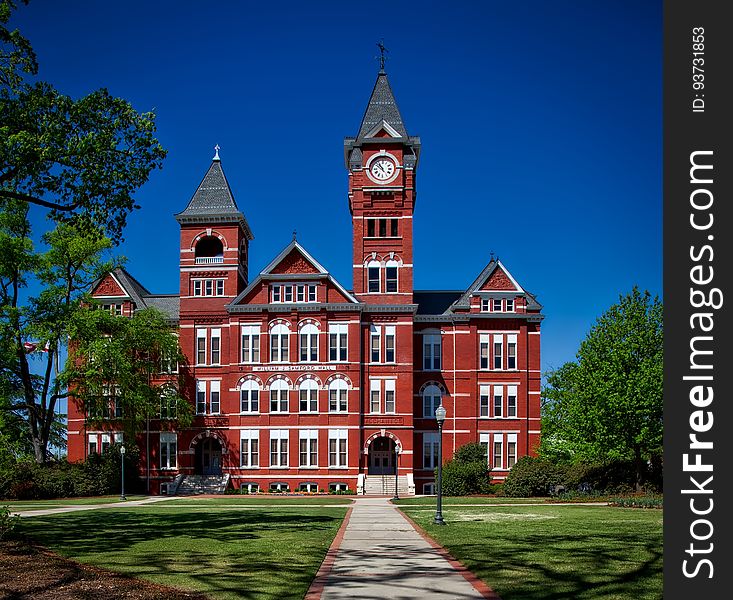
[363,475,410,496]
[176,474,230,495]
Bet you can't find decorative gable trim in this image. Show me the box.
[364,120,402,139]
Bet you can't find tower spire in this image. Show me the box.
[376,40,388,73]
[213,144,220,161]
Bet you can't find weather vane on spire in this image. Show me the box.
[213,144,220,161]
[376,40,388,72]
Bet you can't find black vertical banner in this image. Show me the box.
[664,1,732,598]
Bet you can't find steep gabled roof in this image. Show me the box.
[356,71,408,139]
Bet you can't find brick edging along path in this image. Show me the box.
[304,506,353,600]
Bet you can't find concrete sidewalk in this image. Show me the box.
[309,497,496,599]
[11,495,181,518]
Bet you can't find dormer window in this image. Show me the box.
[271,284,318,303]
[492,298,502,312]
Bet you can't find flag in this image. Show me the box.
[23,342,37,353]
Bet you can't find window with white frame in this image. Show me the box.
[240,380,260,413]
[196,380,206,414]
[508,385,517,417]
[328,323,348,362]
[196,329,206,365]
[385,259,398,293]
[493,433,504,469]
[479,432,490,465]
[328,379,348,412]
[160,432,177,469]
[385,379,396,413]
[506,298,515,312]
[423,333,441,370]
[284,285,293,302]
[270,284,318,304]
[329,482,349,493]
[493,334,504,370]
[101,433,111,453]
[422,384,442,418]
[299,482,318,492]
[423,432,439,469]
[507,433,517,468]
[492,298,502,312]
[507,334,517,369]
[299,323,319,362]
[269,430,289,467]
[308,284,317,302]
[210,328,221,365]
[479,333,490,370]
[299,429,318,467]
[479,384,490,417]
[369,379,381,413]
[88,434,98,455]
[299,379,318,413]
[160,387,177,419]
[241,482,259,493]
[241,325,260,363]
[209,380,220,414]
[480,298,490,312]
[367,260,380,293]
[270,379,289,413]
[328,429,347,467]
[240,430,259,467]
[100,303,122,315]
[385,326,395,363]
[270,323,290,362]
[493,385,503,417]
[370,325,381,363]
[192,278,225,297]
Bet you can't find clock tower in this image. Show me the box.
[345,66,420,304]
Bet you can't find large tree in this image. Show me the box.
[541,287,663,490]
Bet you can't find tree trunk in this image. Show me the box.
[634,445,644,493]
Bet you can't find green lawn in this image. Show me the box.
[19,504,348,599]
[3,495,147,510]
[393,496,550,506]
[400,504,662,600]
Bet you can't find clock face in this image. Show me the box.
[370,158,396,181]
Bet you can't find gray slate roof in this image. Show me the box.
[142,295,180,321]
[357,71,408,139]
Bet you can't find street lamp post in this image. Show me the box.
[393,445,401,501]
[434,404,446,525]
[120,445,127,501]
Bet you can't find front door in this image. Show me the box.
[201,438,222,476]
[369,437,395,475]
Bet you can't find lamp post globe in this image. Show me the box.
[434,405,447,525]
[120,445,127,501]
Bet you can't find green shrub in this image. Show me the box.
[437,443,492,496]
[502,456,564,497]
[0,505,20,540]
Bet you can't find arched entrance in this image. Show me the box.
[195,437,223,476]
[368,436,396,475]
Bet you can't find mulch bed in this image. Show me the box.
[0,540,208,600]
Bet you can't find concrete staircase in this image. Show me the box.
[363,474,411,496]
[175,474,230,495]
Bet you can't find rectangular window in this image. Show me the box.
[300,331,318,362]
[196,329,206,365]
[328,430,347,467]
[479,333,490,370]
[493,385,503,417]
[390,218,399,237]
[299,386,317,412]
[270,430,288,467]
[193,280,202,296]
[493,434,504,469]
[368,266,380,292]
[367,219,375,237]
[385,266,398,293]
[379,218,387,237]
[240,385,259,413]
[160,432,177,469]
[299,430,318,467]
[329,385,347,412]
[196,380,206,414]
[370,326,381,363]
[205,280,214,296]
[210,328,221,365]
[370,379,381,413]
[385,326,396,363]
[284,286,293,303]
[507,433,517,468]
[479,385,490,417]
[507,334,517,369]
[240,430,259,467]
[114,393,122,418]
[308,285,317,302]
[270,386,289,413]
[241,325,260,363]
[507,385,517,417]
[209,380,220,414]
[492,298,502,311]
[423,432,439,469]
[481,298,490,312]
[479,432,490,466]
[328,323,348,362]
[506,298,514,312]
[270,332,289,362]
[272,285,281,303]
[101,433,111,453]
[296,285,305,303]
[385,379,396,414]
[423,334,441,370]
[88,435,98,455]
[494,334,504,370]
[216,279,225,296]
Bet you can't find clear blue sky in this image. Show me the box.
[13,0,661,374]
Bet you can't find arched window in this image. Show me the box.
[367,260,381,293]
[195,236,224,264]
[328,379,348,413]
[299,323,319,363]
[422,384,442,418]
[299,379,318,413]
[240,380,260,413]
[270,379,289,413]
[385,259,399,293]
[270,323,290,362]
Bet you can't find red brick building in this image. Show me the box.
[67,67,543,495]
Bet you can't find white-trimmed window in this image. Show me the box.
[493,433,504,469]
[272,285,281,303]
[196,380,206,414]
[270,430,289,467]
[308,285,317,302]
[422,384,442,418]
[423,483,436,495]
[508,385,517,418]
[370,325,381,363]
[299,323,319,363]
[423,432,439,469]
[328,323,348,362]
[328,379,348,412]
[492,298,502,312]
[299,379,318,413]
[506,298,515,312]
[88,434,98,455]
[494,334,504,370]
[479,384,490,417]
[270,323,290,362]
[299,429,318,467]
[296,284,306,303]
[385,326,396,363]
[479,333,490,370]
[241,482,259,493]
[196,329,206,365]
[270,379,289,413]
[192,278,225,297]
[284,285,293,303]
[209,380,221,414]
[493,385,504,417]
[240,380,260,413]
[101,303,122,315]
[160,432,177,469]
[369,379,381,413]
[367,260,380,293]
[480,298,490,312]
[210,328,221,365]
[329,482,349,493]
[241,325,260,363]
[507,334,517,369]
[423,333,441,370]
[385,259,399,293]
[479,432,490,465]
[328,429,347,467]
[101,433,111,453]
[507,433,517,468]
[385,379,396,414]
[240,430,259,467]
